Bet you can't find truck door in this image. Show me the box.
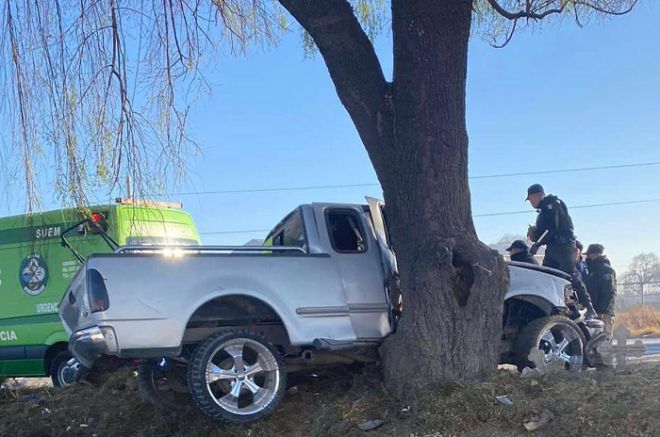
[365,197,398,277]
[365,197,400,325]
[318,206,391,340]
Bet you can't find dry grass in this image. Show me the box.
[616,305,660,337]
[3,364,660,437]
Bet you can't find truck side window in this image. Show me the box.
[327,210,367,254]
[265,208,306,249]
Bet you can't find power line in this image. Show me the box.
[199,196,660,235]
[166,161,660,197]
[473,197,660,217]
[470,161,660,180]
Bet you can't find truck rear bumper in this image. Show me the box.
[69,326,118,368]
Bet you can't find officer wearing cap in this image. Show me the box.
[525,184,597,318]
[585,244,617,339]
[506,240,538,265]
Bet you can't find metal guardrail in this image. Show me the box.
[115,244,307,254]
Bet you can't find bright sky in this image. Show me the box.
[4,4,659,274]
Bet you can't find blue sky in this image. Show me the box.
[4,4,660,273]
[182,3,660,273]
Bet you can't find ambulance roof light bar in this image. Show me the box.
[115,198,183,209]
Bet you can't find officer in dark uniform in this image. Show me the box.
[506,240,539,265]
[525,184,597,317]
[585,244,617,338]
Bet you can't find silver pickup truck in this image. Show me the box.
[59,198,603,423]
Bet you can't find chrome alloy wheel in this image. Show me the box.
[538,324,584,371]
[204,338,281,416]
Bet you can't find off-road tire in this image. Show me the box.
[137,361,192,411]
[187,330,286,424]
[514,315,586,372]
[50,351,74,387]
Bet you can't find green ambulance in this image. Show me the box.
[0,199,200,386]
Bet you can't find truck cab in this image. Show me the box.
[262,201,395,342]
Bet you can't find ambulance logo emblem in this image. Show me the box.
[19,253,49,296]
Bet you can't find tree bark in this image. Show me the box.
[280,0,510,397]
[378,0,509,394]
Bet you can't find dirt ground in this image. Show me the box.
[2,363,660,437]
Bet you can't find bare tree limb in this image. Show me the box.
[482,0,638,47]
[278,0,391,158]
[486,0,637,21]
[491,16,519,48]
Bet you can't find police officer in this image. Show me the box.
[506,240,539,265]
[584,244,617,339]
[525,184,597,317]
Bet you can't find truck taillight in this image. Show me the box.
[87,269,109,313]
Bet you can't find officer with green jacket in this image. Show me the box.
[525,184,597,318]
[585,244,617,339]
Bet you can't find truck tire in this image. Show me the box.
[187,330,286,423]
[50,351,76,387]
[514,315,586,373]
[584,331,609,368]
[137,360,191,411]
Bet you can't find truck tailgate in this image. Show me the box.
[59,267,89,335]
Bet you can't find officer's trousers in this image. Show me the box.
[543,241,594,308]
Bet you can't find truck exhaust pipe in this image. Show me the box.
[301,350,315,362]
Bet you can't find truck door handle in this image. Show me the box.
[68,291,77,305]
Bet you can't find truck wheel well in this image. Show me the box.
[184,295,291,350]
[502,297,556,337]
[44,342,69,375]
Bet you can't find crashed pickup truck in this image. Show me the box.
[59,198,604,423]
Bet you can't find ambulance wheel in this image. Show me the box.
[50,352,77,387]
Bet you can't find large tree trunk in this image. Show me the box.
[378,0,509,394]
[280,0,510,397]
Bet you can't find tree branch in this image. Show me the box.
[278,0,391,154]
[486,0,564,20]
[487,0,638,21]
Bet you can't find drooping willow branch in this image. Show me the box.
[0,0,282,210]
[0,0,640,210]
